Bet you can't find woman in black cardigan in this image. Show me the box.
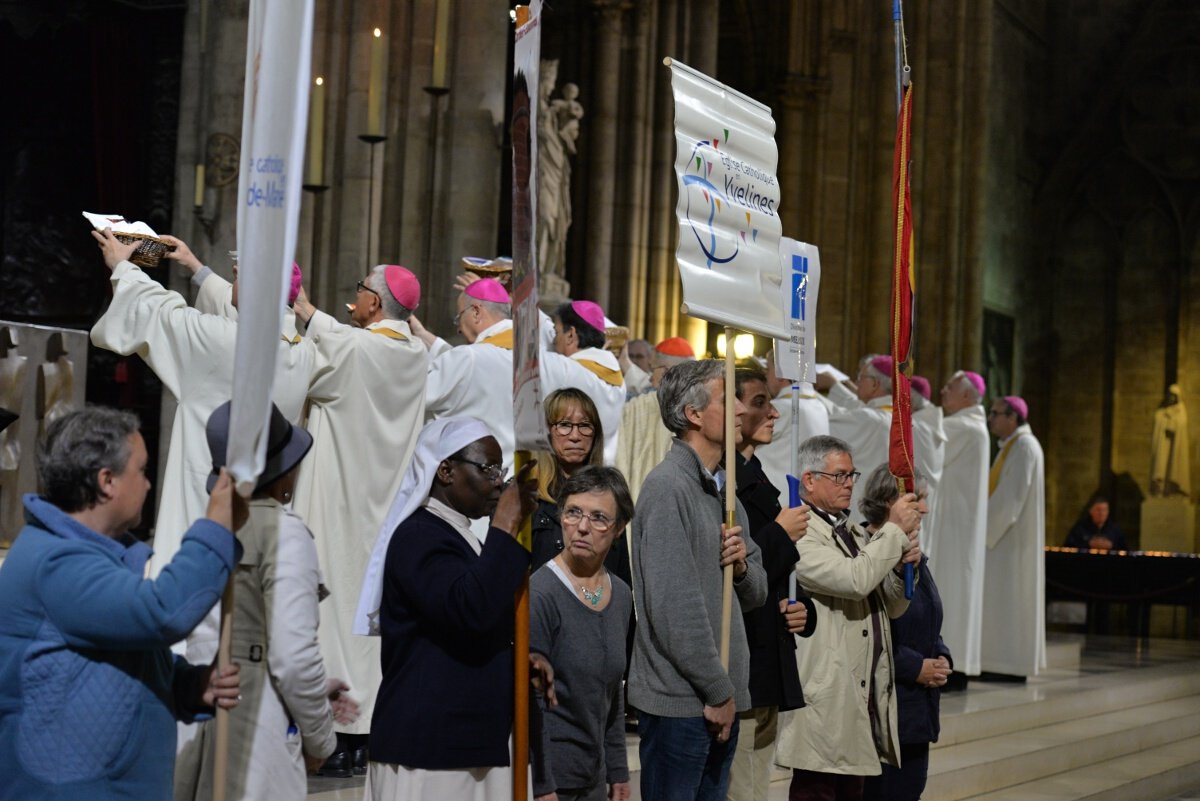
[859,464,952,801]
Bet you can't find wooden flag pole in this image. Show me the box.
[512,448,533,801]
[211,579,235,801]
[720,326,737,668]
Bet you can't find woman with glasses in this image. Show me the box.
[531,466,635,801]
[531,388,623,576]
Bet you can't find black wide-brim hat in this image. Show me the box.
[205,400,313,494]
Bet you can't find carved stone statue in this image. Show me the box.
[1150,383,1191,497]
[537,59,584,298]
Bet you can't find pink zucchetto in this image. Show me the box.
[465,278,511,304]
[384,265,420,310]
[910,375,931,401]
[961,370,986,398]
[571,300,607,333]
[869,354,894,377]
[287,263,303,305]
[1003,395,1028,421]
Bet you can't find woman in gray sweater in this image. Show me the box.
[531,466,635,801]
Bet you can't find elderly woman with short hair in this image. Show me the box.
[0,406,243,801]
[532,466,635,801]
[858,464,949,801]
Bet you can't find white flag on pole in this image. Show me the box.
[772,238,821,383]
[228,0,314,494]
[666,59,786,339]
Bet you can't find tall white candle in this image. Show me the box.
[431,0,451,89]
[306,77,326,185]
[367,27,385,136]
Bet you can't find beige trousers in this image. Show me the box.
[728,706,779,801]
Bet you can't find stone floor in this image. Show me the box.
[308,635,1200,801]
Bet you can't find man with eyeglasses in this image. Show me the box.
[817,355,895,524]
[981,395,1046,681]
[289,263,429,775]
[775,435,923,801]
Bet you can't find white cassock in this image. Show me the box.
[89,261,313,660]
[912,403,946,557]
[929,404,989,676]
[827,388,892,524]
[540,347,625,465]
[293,309,427,734]
[757,382,830,501]
[982,423,1046,677]
[614,390,673,503]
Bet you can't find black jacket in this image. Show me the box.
[890,556,951,745]
[735,452,817,711]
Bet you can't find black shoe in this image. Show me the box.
[317,748,352,779]
[943,672,969,693]
[352,745,368,776]
[976,671,1027,684]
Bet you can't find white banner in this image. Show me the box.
[511,0,544,451]
[772,238,821,383]
[228,0,313,494]
[667,59,786,339]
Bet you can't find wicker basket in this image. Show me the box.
[112,233,175,269]
[461,256,513,289]
[605,324,631,353]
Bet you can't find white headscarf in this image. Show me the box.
[354,416,494,635]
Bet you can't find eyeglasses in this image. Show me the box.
[562,506,616,532]
[986,409,1012,418]
[811,470,861,486]
[453,304,479,328]
[356,280,381,300]
[552,420,595,437]
[449,457,505,483]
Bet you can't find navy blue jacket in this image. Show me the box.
[890,557,951,745]
[370,507,531,769]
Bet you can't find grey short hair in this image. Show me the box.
[557,465,635,529]
[865,359,892,394]
[652,352,694,372]
[366,264,413,321]
[951,370,980,402]
[38,406,140,512]
[658,359,724,436]
[858,462,925,528]
[475,298,512,319]
[796,435,852,496]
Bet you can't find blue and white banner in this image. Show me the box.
[667,59,786,339]
[228,0,314,494]
[772,238,821,383]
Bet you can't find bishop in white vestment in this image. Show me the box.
[757,350,831,500]
[821,355,893,523]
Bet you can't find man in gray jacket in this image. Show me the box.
[628,359,769,801]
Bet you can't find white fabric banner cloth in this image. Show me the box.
[229,0,314,493]
[772,238,821,382]
[667,59,786,339]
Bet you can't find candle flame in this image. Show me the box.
[315,76,324,86]
[373,27,382,37]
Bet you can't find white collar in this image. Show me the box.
[424,497,481,555]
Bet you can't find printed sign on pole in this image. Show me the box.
[666,58,786,339]
[511,0,544,451]
[228,0,314,494]
[772,238,821,383]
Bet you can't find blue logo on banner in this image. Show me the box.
[790,254,809,321]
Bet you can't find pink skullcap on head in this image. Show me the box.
[961,370,986,398]
[869,354,894,376]
[911,376,931,401]
[465,278,510,304]
[287,263,303,305]
[655,336,695,357]
[1003,395,1028,420]
[384,265,420,310]
[571,300,606,333]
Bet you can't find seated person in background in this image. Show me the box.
[0,407,243,801]
[1064,493,1127,551]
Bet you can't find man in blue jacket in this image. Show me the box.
[0,406,243,801]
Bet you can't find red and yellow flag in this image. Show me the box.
[888,82,916,490]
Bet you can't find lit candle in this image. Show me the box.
[431,0,451,89]
[193,164,205,207]
[306,76,326,185]
[367,27,385,137]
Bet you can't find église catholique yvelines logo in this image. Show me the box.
[682,129,777,268]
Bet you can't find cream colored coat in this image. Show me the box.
[291,309,426,733]
[929,404,989,676]
[89,261,313,662]
[775,511,909,775]
[756,384,830,500]
[614,390,673,502]
[179,500,337,801]
[982,424,1046,677]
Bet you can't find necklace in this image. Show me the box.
[579,582,604,606]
